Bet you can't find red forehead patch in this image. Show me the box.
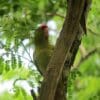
[40,24,48,30]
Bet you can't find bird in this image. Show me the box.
[33,24,54,75]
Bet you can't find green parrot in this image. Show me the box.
[33,24,54,75]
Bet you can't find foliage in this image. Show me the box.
[0,0,100,100]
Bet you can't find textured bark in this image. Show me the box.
[54,27,82,100]
[38,0,85,100]
[54,73,67,100]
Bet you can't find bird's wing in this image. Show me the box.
[33,51,43,75]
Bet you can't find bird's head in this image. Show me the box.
[34,24,49,46]
[39,24,49,38]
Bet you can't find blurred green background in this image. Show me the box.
[0,0,100,100]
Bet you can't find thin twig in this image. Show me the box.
[77,48,99,68]
[46,13,65,18]
[21,42,33,62]
[88,28,100,36]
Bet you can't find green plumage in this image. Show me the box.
[33,26,54,75]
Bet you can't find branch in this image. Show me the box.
[21,42,33,62]
[39,0,85,100]
[46,13,65,18]
[88,28,100,36]
[77,47,99,67]
[79,44,87,57]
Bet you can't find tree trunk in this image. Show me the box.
[39,0,86,100]
[54,27,82,100]
[54,74,67,100]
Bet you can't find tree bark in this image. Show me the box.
[54,72,67,100]
[54,26,82,100]
[38,0,85,100]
